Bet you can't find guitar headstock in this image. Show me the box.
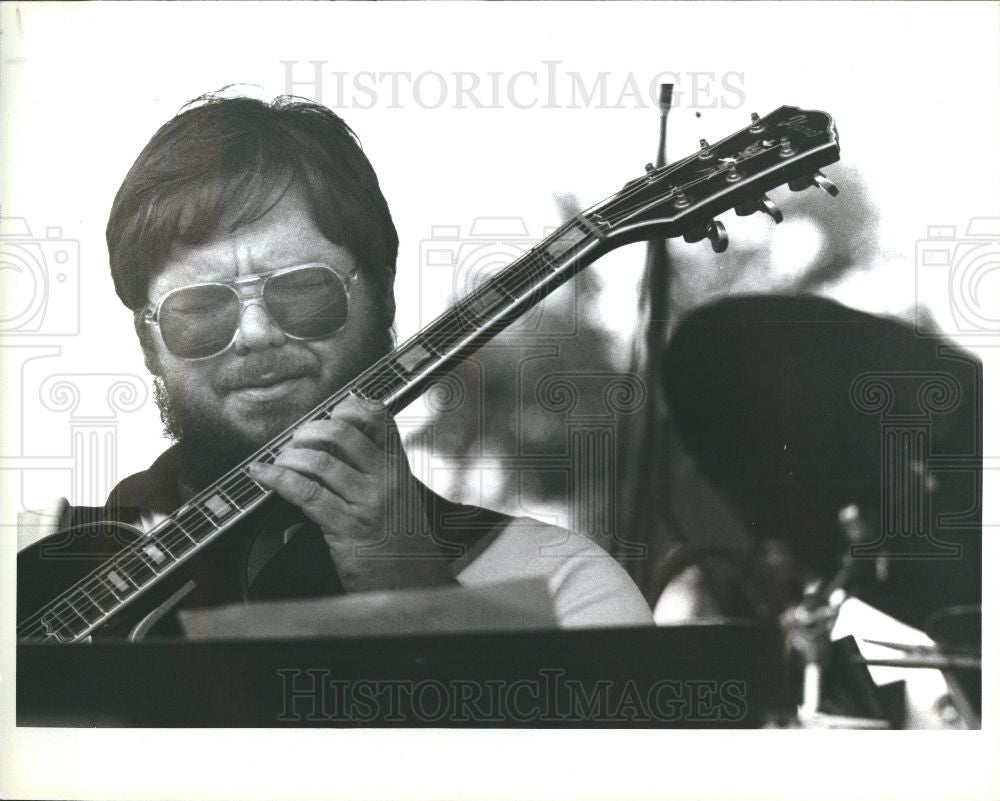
[596,106,840,252]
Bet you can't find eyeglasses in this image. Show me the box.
[143,263,359,360]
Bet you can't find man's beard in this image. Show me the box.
[153,337,390,494]
[153,375,294,492]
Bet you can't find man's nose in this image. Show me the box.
[231,301,287,354]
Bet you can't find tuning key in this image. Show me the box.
[735,194,783,223]
[683,220,729,253]
[788,170,839,196]
[707,220,729,252]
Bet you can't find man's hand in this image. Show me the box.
[247,394,455,592]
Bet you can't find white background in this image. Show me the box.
[2,2,999,800]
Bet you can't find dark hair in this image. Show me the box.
[106,94,398,327]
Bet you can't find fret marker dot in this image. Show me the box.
[107,571,129,592]
[143,543,167,565]
[204,494,233,519]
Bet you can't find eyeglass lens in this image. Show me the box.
[157,266,350,359]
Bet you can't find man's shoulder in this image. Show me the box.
[106,445,184,514]
[17,446,180,553]
[449,508,654,628]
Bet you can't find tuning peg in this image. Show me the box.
[683,220,729,253]
[707,220,729,252]
[735,194,783,223]
[749,112,765,134]
[788,170,839,196]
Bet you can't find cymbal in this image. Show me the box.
[663,294,982,629]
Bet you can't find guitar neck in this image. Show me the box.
[364,215,611,412]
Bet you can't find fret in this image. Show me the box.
[511,254,555,295]
[359,363,401,390]
[257,446,281,465]
[359,382,392,403]
[171,517,201,546]
[122,553,158,585]
[187,502,222,531]
[79,586,109,615]
[419,337,445,357]
[231,470,267,503]
[70,589,105,621]
[92,574,125,605]
[575,214,608,239]
[489,259,534,298]
[531,247,562,273]
[95,574,122,601]
[175,506,211,539]
[359,376,401,404]
[60,598,93,627]
[215,483,243,511]
[134,550,165,578]
[156,523,196,556]
[384,360,409,382]
[216,474,259,511]
[486,280,519,301]
[236,466,267,495]
[40,609,81,642]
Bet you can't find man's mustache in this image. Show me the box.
[216,353,320,390]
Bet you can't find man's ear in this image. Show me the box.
[133,309,163,376]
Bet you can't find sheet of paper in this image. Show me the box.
[179,577,558,639]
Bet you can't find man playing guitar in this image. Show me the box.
[19,93,653,638]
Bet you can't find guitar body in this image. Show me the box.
[17,499,345,640]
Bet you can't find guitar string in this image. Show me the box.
[18,125,812,639]
[376,136,789,380]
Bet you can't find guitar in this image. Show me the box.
[17,105,840,643]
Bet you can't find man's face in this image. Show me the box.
[141,186,388,483]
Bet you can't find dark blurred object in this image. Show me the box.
[662,294,982,630]
[926,604,981,725]
[17,623,789,728]
[822,636,905,728]
[926,604,981,654]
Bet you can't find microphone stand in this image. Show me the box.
[619,85,674,587]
